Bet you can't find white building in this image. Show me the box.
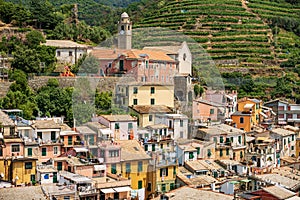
[37,165,59,184]
[96,115,138,140]
[270,128,297,157]
[155,113,189,140]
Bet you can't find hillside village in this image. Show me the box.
[0,10,300,200]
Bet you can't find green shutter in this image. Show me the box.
[111,164,117,174]
[28,148,32,156]
[42,148,47,156]
[138,180,143,189]
[226,148,229,155]
[68,136,72,145]
[145,145,148,151]
[196,147,200,155]
[170,183,175,190]
[220,149,223,157]
[152,144,155,151]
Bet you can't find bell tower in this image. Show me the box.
[117,12,132,49]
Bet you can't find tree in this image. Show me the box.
[25,30,45,48]
[78,55,99,75]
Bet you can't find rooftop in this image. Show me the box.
[198,124,244,136]
[185,159,224,171]
[100,114,137,122]
[0,186,47,200]
[262,185,296,200]
[44,40,88,48]
[118,140,151,161]
[0,110,14,126]
[271,128,295,137]
[254,173,300,190]
[59,171,92,184]
[130,105,173,114]
[76,126,97,135]
[231,111,252,116]
[194,98,225,107]
[31,119,61,129]
[42,183,75,197]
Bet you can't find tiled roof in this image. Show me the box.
[118,140,151,161]
[130,105,173,114]
[198,124,244,136]
[262,185,295,199]
[231,111,252,116]
[90,48,128,59]
[143,45,182,54]
[194,98,225,107]
[0,110,14,126]
[44,40,88,48]
[146,124,168,129]
[31,120,61,129]
[185,159,223,171]
[271,128,295,137]
[0,186,47,200]
[76,126,97,135]
[100,114,137,122]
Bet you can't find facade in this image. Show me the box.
[237,98,263,125]
[44,40,90,65]
[97,114,138,140]
[118,12,132,50]
[231,111,252,132]
[184,159,227,178]
[270,128,297,157]
[196,124,246,161]
[193,98,226,122]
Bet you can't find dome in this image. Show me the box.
[121,12,129,18]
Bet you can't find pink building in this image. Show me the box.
[193,99,225,122]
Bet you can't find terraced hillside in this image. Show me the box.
[134,0,300,67]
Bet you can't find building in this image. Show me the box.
[155,113,189,140]
[44,40,90,66]
[193,98,226,122]
[114,82,174,111]
[106,140,151,200]
[231,111,252,132]
[118,12,132,50]
[97,114,138,140]
[196,124,246,161]
[270,128,297,157]
[246,185,297,200]
[36,165,59,184]
[237,97,263,125]
[184,159,227,178]
[0,186,47,200]
[75,126,97,156]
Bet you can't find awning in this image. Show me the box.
[244,104,254,109]
[225,119,233,122]
[73,147,88,153]
[229,181,240,184]
[240,179,251,183]
[101,188,115,194]
[94,164,106,171]
[114,186,131,193]
[100,129,113,135]
[259,112,268,118]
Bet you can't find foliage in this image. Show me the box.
[25,30,46,48]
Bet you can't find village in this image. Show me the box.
[0,12,300,200]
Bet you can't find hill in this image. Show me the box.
[132,0,300,68]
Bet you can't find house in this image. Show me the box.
[106,140,151,200]
[42,183,76,200]
[153,186,233,200]
[114,82,174,111]
[184,159,227,178]
[173,74,194,111]
[36,165,58,184]
[98,140,121,166]
[193,98,226,122]
[217,159,248,176]
[231,111,252,132]
[96,114,138,140]
[60,129,82,153]
[237,97,263,125]
[130,105,174,127]
[270,128,297,157]
[44,40,91,66]
[155,113,189,140]
[93,173,131,200]
[75,125,97,156]
[196,124,246,161]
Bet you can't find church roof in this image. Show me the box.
[121,12,129,18]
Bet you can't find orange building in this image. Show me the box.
[231,112,252,132]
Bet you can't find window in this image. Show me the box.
[51,131,56,141]
[220,136,224,143]
[109,150,119,157]
[292,135,295,141]
[68,136,72,145]
[196,147,200,155]
[11,144,20,152]
[151,98,155,105]
[145,60,149,68]
[89,135,95,145]
[128,123,133,130]
[291,146,294,150]
[288,114,292,119]
[240,151,243,159]
[189,152,194,159]
[152,144,155,151]
[180,120,183,127]
[150,87,155,94]
[160,168,168,177]
[278,114,284,118]
[42,147,47,156]
[54,146,58,155]
[161,184,166,192]
[138,180,143,189]
[144,145,148,151]
[57,51,61,56]
[25,162,32,169]
[173,166,176,175]
[238,136,242,144]
[220,149,223,157]
[115,123,120,130]
[0,148,2,157]
[147,183,152,191]
[149,115,153,122]
[111,164,117,174]
[138,161,143,172]
[28,148,32,157]
[240,117,244,124]
[226,148,229,155]
[57,162,63,171]
[133,99,138,105]
[170,183,175,190]
[160,144,163,149]
[133,87,138,94]
[207,149,212,158]
[69,51,72,56]
[210,109,214,114]
[213,137,217,143]
[64,196,70,200]
[126,163,131,173]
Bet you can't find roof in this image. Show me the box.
[121,12,129,18]
[90,48,128,60]
[154,186,232,200]
[0,110,14,126]
[161,113,188,119]
[100,114,137,122]
[185,159,224,171]
[262,185,295,200]
[44,40,88,48]
[0,186,47,200]
[264,99,289,105]
[271,128,295,137]
[231,111,252,116]
[198,124,244,136]
[59,171,92,183]
[42,183,75,197]
[194,98,225,107]
[118,140,151,161]
[238,98,261,104]
[283,125,299,132]
[255,174,300,190]
[176,173,219,186]
[31,120,61,129]
[76,126,97,135]
[130,105,173,114]
[143,45,182,54]
[146,124,168,129]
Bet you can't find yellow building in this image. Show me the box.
[115,83,174,109]
[130,105,173,127]
[106,140,151,200]
[237,98,263,125]
[231,111,252,132]
[0,157,37,185]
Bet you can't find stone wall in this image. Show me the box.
[28,76,120,92]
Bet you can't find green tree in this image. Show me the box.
[25,30,45,48]
[12,45,41,73]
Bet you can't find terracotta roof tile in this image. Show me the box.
[0,110,14,126]
[31,120,61,129]
[130,105,173,114]
[100,115,137,122]
[118,140,151,161]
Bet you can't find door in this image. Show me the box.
[114,192,119,200]
[53,172,57,183]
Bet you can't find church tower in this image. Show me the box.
[117,12,132,49]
